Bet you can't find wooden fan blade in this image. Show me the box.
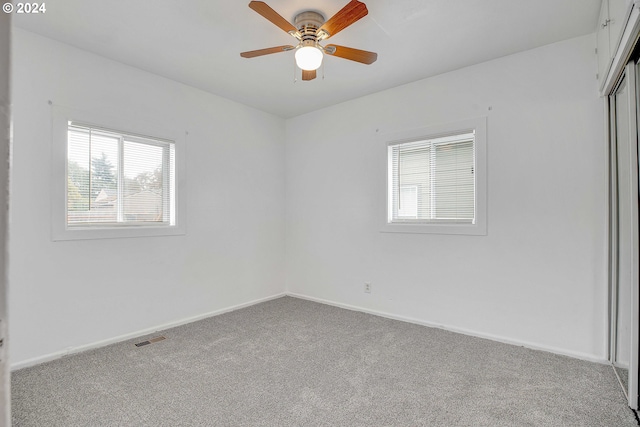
[317,0,368,40]
[324,45,377,64]
[240,45,295,58]
[302,69,317,81]
[249,1,299,35]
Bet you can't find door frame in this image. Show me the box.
[631,60,640,411]
[0,7,9,425]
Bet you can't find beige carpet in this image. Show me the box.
[11,296,638,426]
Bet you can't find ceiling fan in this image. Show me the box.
[240,0,377,81]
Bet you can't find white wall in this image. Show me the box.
[285,34,608,361]
[10,29,286,367]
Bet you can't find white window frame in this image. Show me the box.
[51,105,187,241]
[380,117,487,235]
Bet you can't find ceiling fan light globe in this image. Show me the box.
[295,46,323,71]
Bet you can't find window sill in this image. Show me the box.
[52,224,186,241]
[380,222,486,236]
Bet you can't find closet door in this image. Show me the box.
[610,61,640,410]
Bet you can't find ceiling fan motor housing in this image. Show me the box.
[294,11,325,47]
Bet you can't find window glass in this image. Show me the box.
[67,123,175,228]
[389,132,475,224]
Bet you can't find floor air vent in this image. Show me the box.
[135,336,166,347]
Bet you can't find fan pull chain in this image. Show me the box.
[293,59,298,83]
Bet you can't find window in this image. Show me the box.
[51,105,186,240]
[382,117,487,235]
[389,132,474,223]
[67,123,175,228]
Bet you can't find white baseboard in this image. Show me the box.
[286,292,609,365]
[11,292,287,371]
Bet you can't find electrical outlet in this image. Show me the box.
[364,282,371,293]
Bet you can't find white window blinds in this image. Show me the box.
[389,132,475,224]
[67,123,175,227]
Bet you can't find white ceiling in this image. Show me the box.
[14,0,601,118]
